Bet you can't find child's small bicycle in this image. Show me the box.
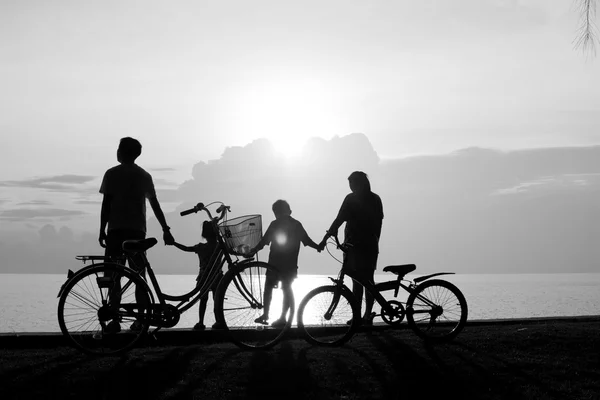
[297,235,468,346]
[57,201,291,355]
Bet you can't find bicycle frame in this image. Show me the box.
[324,235,455,320]
[61,201,259,329]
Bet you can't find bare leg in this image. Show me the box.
[279,280,293,320]
[198,294,208,325]
[260,285,273,320]
[352,280,364,317]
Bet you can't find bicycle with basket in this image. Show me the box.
[56,201,292,355]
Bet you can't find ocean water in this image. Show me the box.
[0,272,599,333]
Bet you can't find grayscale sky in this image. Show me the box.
[0,1,598,274]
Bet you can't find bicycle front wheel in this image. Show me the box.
[57,263,153,355]
[214,261,293,350]
[297,285,359,346]
[406,279,468,343]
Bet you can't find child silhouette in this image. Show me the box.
[173,220,224,330]
[250,200,321,327]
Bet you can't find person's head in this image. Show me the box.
[117,137,142,164]
[201,220,217,242]
[348,171,371,194]
[272,199,292,219]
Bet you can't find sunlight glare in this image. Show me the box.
[225,78,343,159]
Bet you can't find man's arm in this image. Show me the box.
[99,194,111,248]
[173,242,196,253]
[149,196,175,245]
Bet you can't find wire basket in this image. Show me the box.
[218,215,262,256]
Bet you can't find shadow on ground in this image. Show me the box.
[1,321,599,399]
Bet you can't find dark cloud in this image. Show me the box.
[0,208,87,221]
[17,200,52,206]
[149,167,178,172]
[74,200,101,205]
[0,174,97,191]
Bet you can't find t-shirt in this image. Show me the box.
[263,216,311,270]
[335,191,384,253]
[99,163,156,233]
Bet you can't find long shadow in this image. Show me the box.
[360,330,470,399]
[99,345,238,399]
[0,348,124,400]
[242,341,319,399]
[448,341,573,400]
[0,351,87,382]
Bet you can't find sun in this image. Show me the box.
[223,77,344,159]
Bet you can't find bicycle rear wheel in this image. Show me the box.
[406,279,468,343]
[57,263,152,355]
[214,261,292,350]
[297,285,359,346]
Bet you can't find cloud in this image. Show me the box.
[153,178,181,187]
[0,174,97,191]
[1,134,599,275]
[493,173,600,196]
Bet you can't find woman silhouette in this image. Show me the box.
[323,171,384,325]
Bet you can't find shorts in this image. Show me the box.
[105,229,146,272]
[266,266,297,288]
[342,248,378,284]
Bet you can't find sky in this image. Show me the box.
[0,0,599,275]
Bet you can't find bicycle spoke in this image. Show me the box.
[407,279,467,342]
[58,264,152,355]
[216,262,291,349]
[298,286,357,346]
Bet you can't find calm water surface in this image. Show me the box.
[0,273,599,333]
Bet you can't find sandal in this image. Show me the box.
[270,318,287,328]
[193,323,206,331]
[254,316,268,325]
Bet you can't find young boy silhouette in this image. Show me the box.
[172,220,224,330]
[250,200,321,327]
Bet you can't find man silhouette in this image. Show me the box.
[99,137,175,333]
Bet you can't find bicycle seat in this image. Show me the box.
[122,238,158,253]
[383,264,416,277]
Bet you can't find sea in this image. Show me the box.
[1,273,599,333]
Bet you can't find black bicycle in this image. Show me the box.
[297,235,468,346]
[57,201,291,355]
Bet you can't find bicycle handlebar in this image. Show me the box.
[322,232,352,253]
[179,202,230,222]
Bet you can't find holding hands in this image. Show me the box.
[163,228,175,246]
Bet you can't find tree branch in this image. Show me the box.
[574,0,598,56]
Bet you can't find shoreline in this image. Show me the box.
[2,314,599,349]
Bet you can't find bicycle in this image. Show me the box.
[297,235,468,346]
[57,201,292,355]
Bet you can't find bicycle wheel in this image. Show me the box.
[297,285,359,346]
[406,279,468,343]
[57,263,153,355]
[214,261,293,350]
